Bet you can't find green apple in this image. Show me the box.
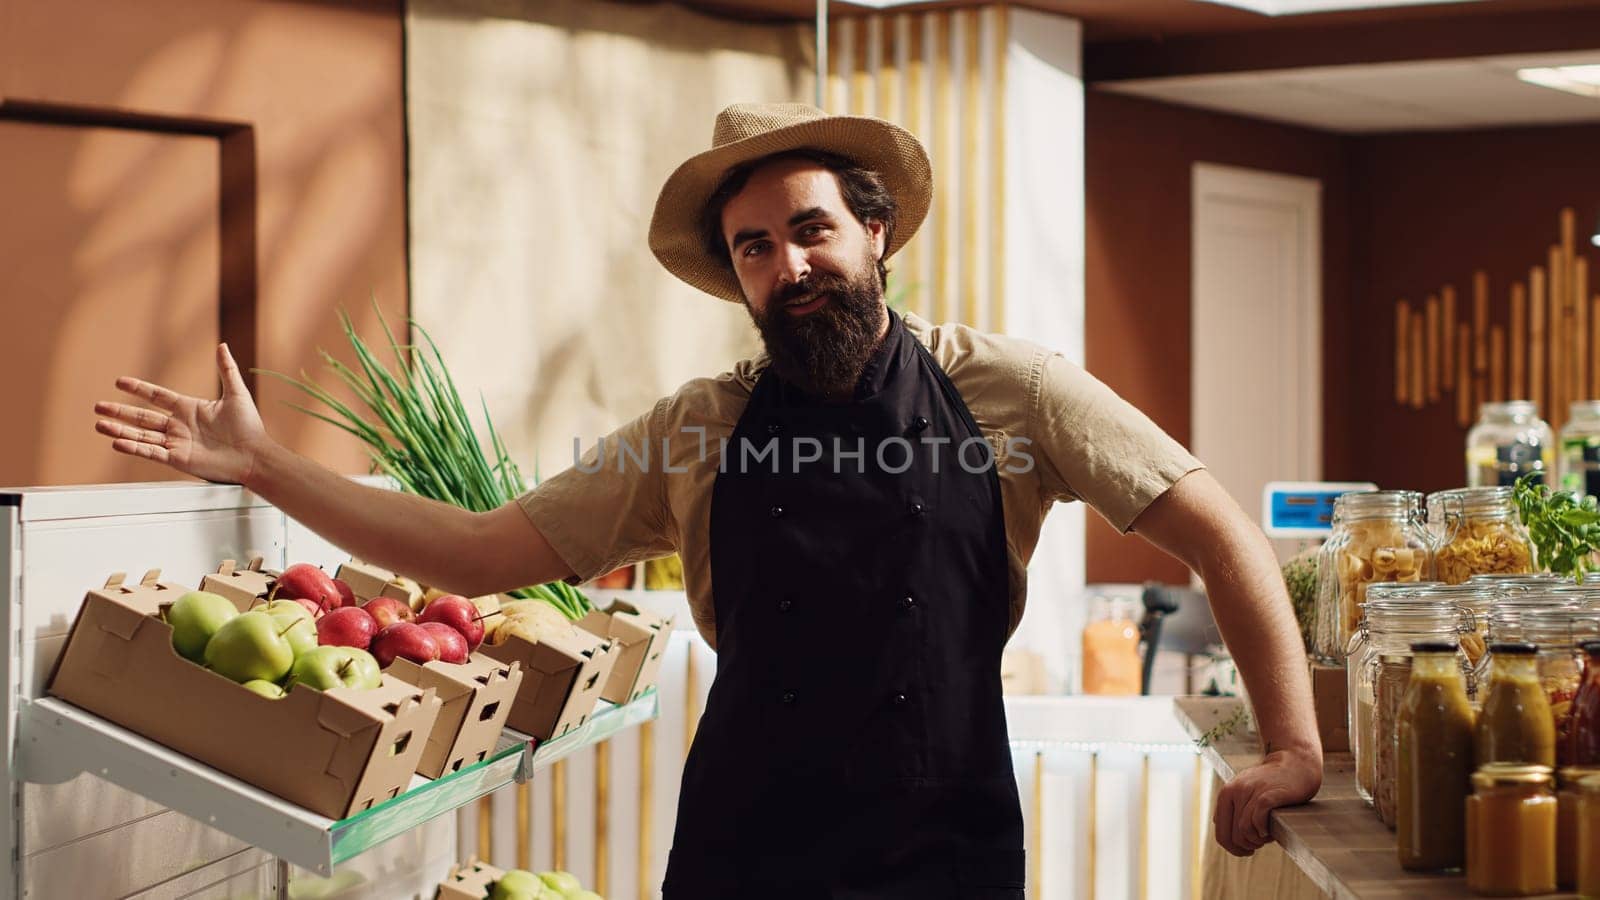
[285,646,382,692]
[264,598,314,624]
[491,870,544,900]
[270,611,318,659]
[537,871,583,896]
[241,679,286,699]
[204,611,295,683]
[165,591,238,663]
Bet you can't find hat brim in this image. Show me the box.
[649,115,932,303]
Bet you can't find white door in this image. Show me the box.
[1192,163,1322,561]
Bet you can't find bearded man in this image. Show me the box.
[93,102,1321,899]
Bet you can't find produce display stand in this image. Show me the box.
[1175,696,1580,900]
[0,482,658,892]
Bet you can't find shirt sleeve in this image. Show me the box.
[515,397,677,583]
[1029,351,1205,534]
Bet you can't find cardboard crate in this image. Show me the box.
[1310,661,1349,752]
[336,559,422,610]
[199,557,277,612]
[436,859,502,900]
[480,623,618,742]
[384,654,523,779]
[576,600,673,705]
[49,571,443,820]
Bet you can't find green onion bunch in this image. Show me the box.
[263,303,590,619]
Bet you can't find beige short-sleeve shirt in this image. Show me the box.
[518,312,1204,648]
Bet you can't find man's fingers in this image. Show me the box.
[1214,785,1244,856]
[94,401,169,432]
[217,343,247,397]
[114,376,183,412]
[110,438,171,464]
[96,419,167,447]
[1247,789,1276,844]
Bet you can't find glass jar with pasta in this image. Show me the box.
[1414,583,1498,690]
[1428,486,1535,584]
[1525,608,1600,767]
[1314,490,1432,665]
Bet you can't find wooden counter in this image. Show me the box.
[1175,697,1579,900]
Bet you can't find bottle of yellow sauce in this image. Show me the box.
[1578,773,1600,897]
[1476,643,1556,768]
[1558,765,1600,890]
[1467,762,1557,896]
[1398,641,1475,871]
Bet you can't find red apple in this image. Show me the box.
[317,606,378,650]
[272,563,343,611]
[289,597,327,619]
[363,596,414,629]
[370,622,439,668]
[332,578,356,609]
[418,594,486,651]
[420,622,469,664]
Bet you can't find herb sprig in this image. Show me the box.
[1512,473,1600,583]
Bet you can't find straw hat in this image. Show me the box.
[649,102,932,303]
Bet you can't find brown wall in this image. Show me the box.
[1084,90,1353,584]
[0,0,407,485]
[1347,124,1600,494]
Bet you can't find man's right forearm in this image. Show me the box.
[243,441,559,596]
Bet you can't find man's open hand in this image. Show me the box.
[1213,747,1322,856]
[93,343,273,486]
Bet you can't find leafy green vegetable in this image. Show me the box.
[1512,473,1600,583]
[1281,546,1319,652]
[260,301,591,619]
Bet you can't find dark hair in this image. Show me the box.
[700,149,898,292]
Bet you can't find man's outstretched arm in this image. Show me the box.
[1130,468,1324,857]
[93,343,572,597]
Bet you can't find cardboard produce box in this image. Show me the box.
[384,654,523,779]
[49,571,443,820]
[336,559,423,609]
[576,600,673,705]
[1310,661,1349,752]
[436,859,502,900]
[480,623,618,742]
[199,557,276,612]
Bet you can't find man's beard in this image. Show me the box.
[748,268,886,400]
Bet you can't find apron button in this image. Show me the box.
[768,423,783,435]
[899,595,916,611]
[770,505,785,518]
[911,416,929,432]
[781,690,797,705]
[893,692,908,706]
[778,598,793,613]
[909,500,925,516]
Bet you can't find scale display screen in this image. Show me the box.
[1262,481,1378,539]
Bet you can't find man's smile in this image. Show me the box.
[783,291,830,316]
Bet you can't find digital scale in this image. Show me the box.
[1261,481,1380,540]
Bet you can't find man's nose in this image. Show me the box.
[777,243,810,285]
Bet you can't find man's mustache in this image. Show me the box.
[770,274,849,308]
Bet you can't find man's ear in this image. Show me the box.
[867,218,887,260]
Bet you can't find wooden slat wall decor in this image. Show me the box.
[1393,207,1599,430]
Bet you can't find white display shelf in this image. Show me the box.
[15,689,659,875]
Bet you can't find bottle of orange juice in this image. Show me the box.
[1082,594,1143,695]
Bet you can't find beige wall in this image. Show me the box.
[406,0,814,477]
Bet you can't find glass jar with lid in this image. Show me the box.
[1484,593,1583,687]
[1522,609,1600,766]
[1478,643,1558,768]
[1346,591,1470,813]
[1557,764,1600,890]
[1467,762,1558,896]
[1427,486,1535,585]
[1314,490,1432,665]
[1413,583,1500,689]
[1397,641,1475,872]
[1580,774,1600,897]
[1081,593,1141,696]
[1560,400,1600,497]
[1467,400,1555,488]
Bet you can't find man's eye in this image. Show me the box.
[802,225,825,237]
[742,242,767,258]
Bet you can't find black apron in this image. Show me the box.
[663,312,1025,899]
